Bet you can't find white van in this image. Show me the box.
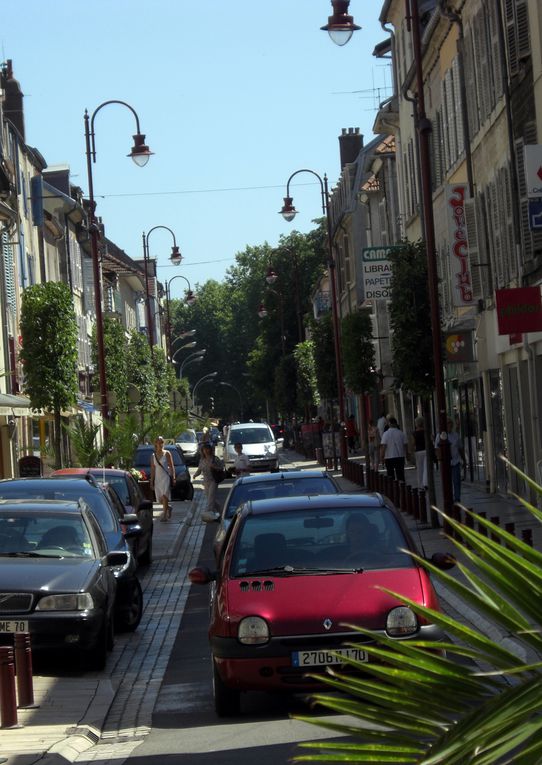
[224,422,279,473]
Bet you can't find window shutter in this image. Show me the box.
[82,254,95,315]
[465,198,482,299]
[1,230,16,313]
[452,58,464,156]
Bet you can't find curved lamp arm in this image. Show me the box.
[86,100,153,166]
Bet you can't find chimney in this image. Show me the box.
[3,60,25,140]
[338,127,362,169]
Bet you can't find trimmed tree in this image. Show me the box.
[19,282,79,468]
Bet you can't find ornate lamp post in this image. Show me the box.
[179,349,206,378]
[84,100,153,427]
[142,226,182,355]
[280,168,346,464]
[164,274,197,359]
[320,0,360,46]
[192,371,218,411]
[326,2,453,516]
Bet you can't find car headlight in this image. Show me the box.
[36,593,95,611]
[238,616,270,645]
[386,606,418,636]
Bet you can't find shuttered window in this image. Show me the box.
[1,230,16,313]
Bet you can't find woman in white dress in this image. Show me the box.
[150,436,175,522]
[194,443,223,521]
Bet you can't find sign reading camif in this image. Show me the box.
[523,145,542,198]
[360,246,396,300]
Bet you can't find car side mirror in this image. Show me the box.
[430,552,456,570]
[189,566,216,584]
[106,551,129,567]
[140,499,153,511]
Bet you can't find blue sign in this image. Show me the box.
[528,199,542,230]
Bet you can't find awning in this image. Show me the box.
[0,393,34,416]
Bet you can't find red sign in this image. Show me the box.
[495,287,542,335]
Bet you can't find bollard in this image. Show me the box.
[477,511,488,536]
[505,522,515,536]
[412,487,420,521]
[14,633,35,709]
[522,528,533,547]
[399,481,406,512]
[490,516,501,543]
[418,488,428,525]
[406,484,413,516]
[0,646,19,728]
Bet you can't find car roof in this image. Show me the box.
[244,493,388,515]
[229,422,270,429]
[0,477,102,491]
[53,468,129,478]
[0,498,82,512]
[233,470,333,486]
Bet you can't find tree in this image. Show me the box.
[341,311,378,394]
[294,340,320,417]
[388,240,434,395]
[295,460,542,764]
[19,282,79,468]
[308,314,337,402]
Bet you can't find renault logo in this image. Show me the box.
[323,618,333,631]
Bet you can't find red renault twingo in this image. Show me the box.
[189,493,453,716]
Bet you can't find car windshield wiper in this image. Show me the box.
[0,551,61,558]
[241,565,363,576]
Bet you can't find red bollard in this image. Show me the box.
[14,633,35,708]
[0,646,19,728]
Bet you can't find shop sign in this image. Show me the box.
[495,286,542,335]
[523,145,542,198]
[446,185,473,307]
[444,331,475,362]
[359,246,399,301]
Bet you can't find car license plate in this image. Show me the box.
[0,620,29,634]
[292,647,368,667]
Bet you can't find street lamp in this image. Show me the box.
[320,1,360,46]
[179,349,206,377]
[171,341,197,363]
[142,226,182,354]
[280,168,346,464]
[164,274,197,359]
[219,381,244,420]
[333,4,453,516]
[192,371,218,410]
[84,100,153,427]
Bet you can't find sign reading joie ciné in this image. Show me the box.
[359,246,398,301]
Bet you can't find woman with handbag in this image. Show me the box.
[150,436,175,522]
[194,443,224,522]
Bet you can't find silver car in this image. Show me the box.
[175,429,199,466]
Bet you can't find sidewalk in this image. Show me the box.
[1,489,206,765]
[1,452,540,763]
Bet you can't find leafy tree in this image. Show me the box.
[294,340,320,416]
[19,282,79,468]
[97,316,129,413]
[308,314,337,402]
[295,459,542,765]
[274,353,297,418]
[388,240,434,395]
[126,329,156,417]
[341,311,378,394]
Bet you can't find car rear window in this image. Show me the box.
[177,432,197,443]
[230,508,411,575]
[0,511,94,557]
[228,428,273,444]
[225,477,338,518]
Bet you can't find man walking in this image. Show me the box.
[379,417,408,482]
[435,417,466,503]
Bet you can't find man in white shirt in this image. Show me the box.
[233,442,250,477]
[379,417,408,482]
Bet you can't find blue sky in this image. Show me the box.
[2,1,390,299]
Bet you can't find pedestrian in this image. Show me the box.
[377,412,388,440]
[194,442,224,522]
[367,419,379,470]
[233,442,250,477]
[150,436,175,522]
[379,417,408,482]
[435,417,466,503]
[411,416,428,489]
[345,414,359,454]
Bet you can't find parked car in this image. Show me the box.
[132,443,194,501]
[175,429,199,466]
[0,499,128,669]
[0,477,143,633]
[51,468,154,566]
[190,493,454,716]
[211,469,341,560]
[223,422,279,474]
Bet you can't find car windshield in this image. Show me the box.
[0,481,118,532]
[225,477,338,518]
[229,428,273,444]
[230,507,411,576]
[177,432,197,443]
[0,512,94,557]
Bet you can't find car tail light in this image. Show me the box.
[386,606,418,636]
[238,616,269,645]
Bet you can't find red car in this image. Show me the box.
[189,493,454,716]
